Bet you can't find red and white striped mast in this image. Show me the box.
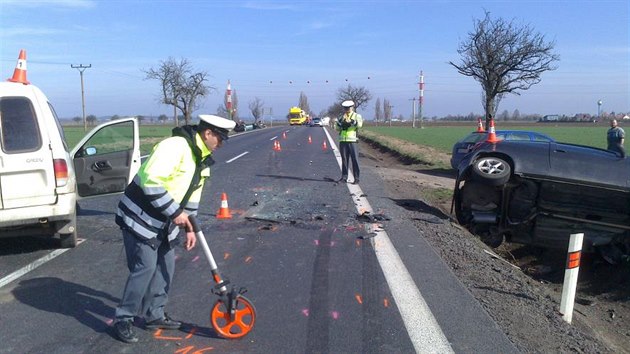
[226,80,233,121]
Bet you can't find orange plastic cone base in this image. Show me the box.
[216,193,232,219]
[322,141,327,150]
[7,49,29,85]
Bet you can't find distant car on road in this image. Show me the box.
[310,117,323,127]
[450,130,555,169]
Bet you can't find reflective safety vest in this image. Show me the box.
[336,111,363,142]
[115,125,212,245]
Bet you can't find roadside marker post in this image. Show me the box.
[559,232,584,324]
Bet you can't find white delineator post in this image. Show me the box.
[559,233,584,324]
[226,80,232,120]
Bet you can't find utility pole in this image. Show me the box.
[409,98,417,128]
[71,64,91,131]
[418,70,424,129]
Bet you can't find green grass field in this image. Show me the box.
[63,122,612,158]
[363,124,610,153]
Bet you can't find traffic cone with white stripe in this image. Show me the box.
[216,192,232,219]
[486,118,500,143]
[476,118,485,132]
[7,49,29,85]
[308,135,312,144]
[322,140,327,151]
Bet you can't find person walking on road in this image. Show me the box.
[607,119,625,157]
[112,114,236,343]
[336,100,364,184]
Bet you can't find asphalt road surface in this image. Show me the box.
[0,126,515,353]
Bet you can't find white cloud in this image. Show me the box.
[0,27,67,38]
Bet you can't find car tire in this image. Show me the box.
[57,215,78,248]
[471,156,511,186]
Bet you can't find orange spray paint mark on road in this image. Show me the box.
[175,345,215,353]
[185,327,197,339]
[245,256,253,264]
[355,294,363,304]
[154,329,183,340]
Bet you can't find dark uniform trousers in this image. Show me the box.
[340,141,360,180]
[115,228,175,323]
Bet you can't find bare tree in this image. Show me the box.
[249,97,264,123]
[144,57,213,126]
[336,84,372,110]
[298,92,311,116]
[450,11,559,128]
[374,98,382,125]
[383,99,392,122]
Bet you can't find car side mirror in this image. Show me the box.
[84,146,97,156]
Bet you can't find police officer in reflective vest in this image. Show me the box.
[336,100,364,184]
[113,115,236,343]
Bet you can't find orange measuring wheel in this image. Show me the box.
[211,294,256,339]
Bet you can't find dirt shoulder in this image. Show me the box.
[359,138,629,354]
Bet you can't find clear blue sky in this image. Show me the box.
[1,0,628,120]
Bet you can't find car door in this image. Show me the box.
[549,142,629,188]
[70,118,141,198]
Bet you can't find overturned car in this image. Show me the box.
[453,139,630,262]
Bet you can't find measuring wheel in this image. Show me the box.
[211,294,256,339]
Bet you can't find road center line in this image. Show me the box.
[323,128,454,354]
[226,151,249,163]
[0,239,85,289]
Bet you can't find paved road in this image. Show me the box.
[0,126,515,353]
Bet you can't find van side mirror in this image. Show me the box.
[84,146,97,156]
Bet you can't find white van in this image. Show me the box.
[0,51,140,247]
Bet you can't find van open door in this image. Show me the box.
[71,117,141,199]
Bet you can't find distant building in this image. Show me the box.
[540,114,559,122]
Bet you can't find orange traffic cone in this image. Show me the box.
[308,135,312,144]
[7,49,29,85]
[216,192,232,219]
[476,118,485,132]
[322,140,327,150]
[486,118,500,143]
[282,131,287,139]
[275,140,282,151]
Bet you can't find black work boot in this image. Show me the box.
[145,314,182,330]
[114,320,138,343]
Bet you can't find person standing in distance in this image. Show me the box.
[113,114,236,343]
[607,119,625,158]
[336,100,363,184]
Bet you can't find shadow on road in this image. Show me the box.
[12,277,119,333]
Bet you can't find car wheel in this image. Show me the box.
[57,215,78,248]
[471,156,511,186]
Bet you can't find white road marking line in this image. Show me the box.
[226,151,249,163]
[323,129,454,354]
[0,238,85,289]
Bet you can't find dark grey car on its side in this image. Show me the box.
[453,138,629,263]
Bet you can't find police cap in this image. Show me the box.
[341,100,355,108]
[198,114,236,141]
